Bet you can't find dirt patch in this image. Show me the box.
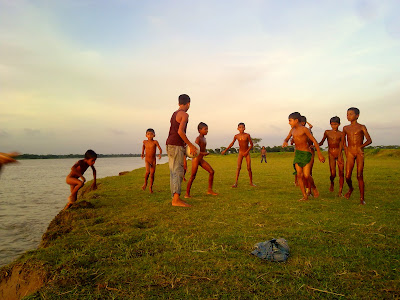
[0,264,47,300]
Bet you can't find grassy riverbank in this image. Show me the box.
[1,150,400,299]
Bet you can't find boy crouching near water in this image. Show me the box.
[65,149,97,210]
[283,112,325,201]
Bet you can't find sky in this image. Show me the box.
[1,0,400,155]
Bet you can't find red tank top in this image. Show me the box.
[166,110,188,146]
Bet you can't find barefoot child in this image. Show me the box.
[260,146,267,163]
[65,149,97,210]
[342,107,372,205]
[185,122,218,198]
[166,94,198,207]
[283,112,325,201]
[300,115,315,196]
[221,122,255,187]
[141,128,162,193]
[319,116,345,196]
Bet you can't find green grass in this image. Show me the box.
[7,150,400,299]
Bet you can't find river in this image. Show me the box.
[0,157,155,267]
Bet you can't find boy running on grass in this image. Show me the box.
[283,112,325,201]
[342,107,372,205]
[221,122,255,187]
[141,128,162,193]
[319,116,345,196]
[65,149,97,210]
[185,122,218,198]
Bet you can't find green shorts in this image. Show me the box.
[293,150,312,175]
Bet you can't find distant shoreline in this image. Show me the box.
[16,154,143,160]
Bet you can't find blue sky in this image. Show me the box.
[1,0,400,154]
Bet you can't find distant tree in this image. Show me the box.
[251,138,262,153]
[214,148,221,154]
[207,149,215,154]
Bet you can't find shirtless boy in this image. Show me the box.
[260,146,267,163]
[166,94,197,207]
[65,149,97,210]
[283,112,325,200]
[342,107,372,205]
[221,122,255,187]
[319,116,344,196]
[185,122,218,198]
[141,128,162,193]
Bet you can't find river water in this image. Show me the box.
[0,157,153,267]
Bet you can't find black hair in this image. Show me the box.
[330,116,340,124]
[178,94,191,105]
[198,122,208,131]
[146,128,155,134]
[85,149,97,159]
[299,115,307,123]
[348,107,360,115]
[238,122,245,127]
[288,112,301,120]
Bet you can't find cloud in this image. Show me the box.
[24,128,41,136]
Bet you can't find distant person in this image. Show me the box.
[141,128,162,193]
[0,152,19,176]
[221,122,255,187]
[319,116,345,196]
[260,146,267,163]
[65,149,97,210]
[185,122,218,198]
[342,107,372,205]
[283,112,325,201]
[166,94,197,207]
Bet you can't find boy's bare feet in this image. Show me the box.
[250,183,256,187]
[207,190,218,196]
[299,196,309,201]
[345,188,353,199]
[338,192,343,197]
[184,194,192,198]
[312,188,319,198]
[149,187,153,193]
[360,199,366,205]
[329,183,334,192]
[232,183,238,188]
[172,194,191,207]
[141,184,146,191]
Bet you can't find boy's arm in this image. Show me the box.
[342,128,348,155]
[305,128,325,163]
[91,165,97,190]
[177,111,197,156]
[244,134,253,156]
[156,141,162,159]
[283,130,293,147]
[319,131,327,146]
[307,122,313,129]
[361,125,372,148]
[141,142,145,159]
[221,137,236,155]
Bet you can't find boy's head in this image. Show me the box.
[84,149,97,165]
[347,107,360,122]
[146,128,155,139]
[288,112,301,128]
[299,115,307,125]
[330,116,340,124]
[178,94,191,111]
[198,122,208,135]
[237,122,245,132]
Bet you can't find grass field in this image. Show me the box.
[3,150,400,299]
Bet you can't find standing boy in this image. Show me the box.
[65,149,97,210]
[342,107,372,205]
[221,122,255,187]
[319,116,344,196]
[260,146,267,163]
[283,112,325,201]
[166,94,197,207]
[141,128,162,193]
[185,122,218,198]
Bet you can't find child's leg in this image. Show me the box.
[295,164,307,200]
[303,162,319,197]
[65,177,84,209]
[245,154,255,186]
[149,164,156,193]
[328,154,336,192]
[142,161,151,190]
[337,155,345,196]
[185,158,200,198]
[294,174,298,186]
[356,154,365,204]
[345,153,356,199]
[183,157,187,181]
[233,154,244,187]
[200,160,217,195]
